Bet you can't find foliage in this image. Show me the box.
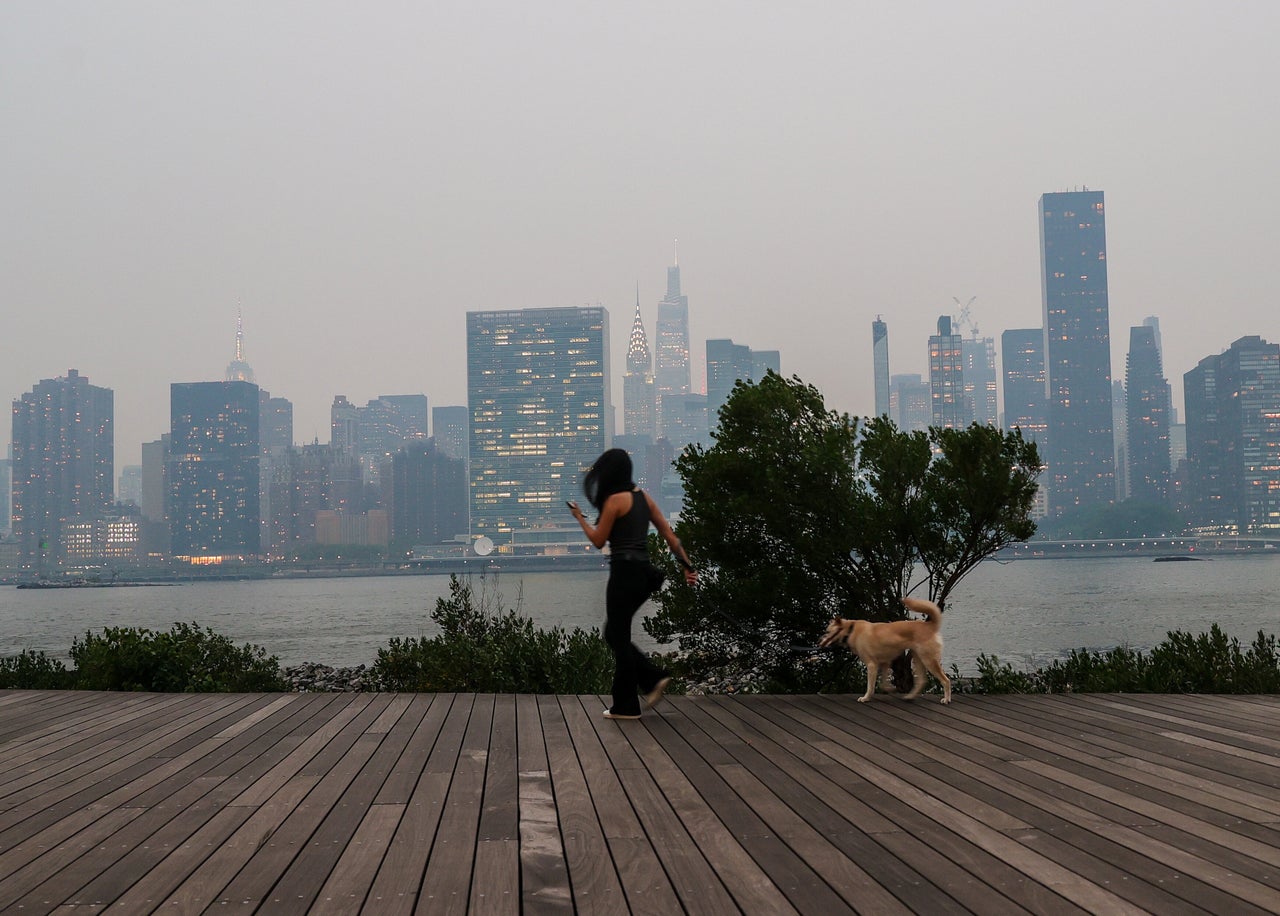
[962,626,1280,694]
[916,423,1041,607]
[370,575,616,693]
[69,622,286,692]
[646,373,866,686]
[0,650,75,690]
[645,372,1041,689]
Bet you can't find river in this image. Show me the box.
[2,554,1278,675]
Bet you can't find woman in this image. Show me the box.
[568,448,696,719]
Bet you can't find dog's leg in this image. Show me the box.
[878,667,896,694]
[904,653,926,699]
[923,655,952,704]
[859,662,877,702]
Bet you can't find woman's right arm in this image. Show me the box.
[646,493,697,585]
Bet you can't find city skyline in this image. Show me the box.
[4,5,1278,469]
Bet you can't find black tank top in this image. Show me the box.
[608,490,650,555]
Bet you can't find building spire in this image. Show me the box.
[225,307,256,384]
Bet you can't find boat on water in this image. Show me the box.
[1152,555,1208,563]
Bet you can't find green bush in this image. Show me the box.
[69,622,285,692]
[0,650,75,690]
[370,575,616,693]
[966,625,1280,695]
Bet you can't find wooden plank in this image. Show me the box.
[773,696,1142,915]
[415,693,495,915]
[869,706,1268,914]
[470,694,519,915]
[536,694,625,915]
[310,803,406,916]
[261,693,425,912]
[365,693,472,916]
[583,700,744,916]
[658,699,861,915]
[561,695,682,916]
[210,693,398,911]
[514,693,571,916]
[53,695,347,908]
[153,694,385,912]
[727,696,1070,916]
[620,708,800,915]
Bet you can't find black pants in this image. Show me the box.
[604,559,666,715]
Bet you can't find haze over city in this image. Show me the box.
[3,2,1277,467]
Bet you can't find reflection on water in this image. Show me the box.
[1,555,1277,675]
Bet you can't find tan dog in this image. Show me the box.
[819,596,952,704]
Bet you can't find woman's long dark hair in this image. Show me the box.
[583,448,635,512]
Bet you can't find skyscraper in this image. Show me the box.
[706,339,780,432]
[872,317,890,418]
[168,381,261,559]
[1184,336,1280,534]
[890,374,932,434]
[1001,329,1048,451]
[962,336,998,426]
[928,316,968,429]
[466,307,610,538]
[10,369,114,569]
[654,256,691,438]
[623,292,656,440]
[1040,189,1115,517]
[1125,325,1172,504]
[432,405,469,463]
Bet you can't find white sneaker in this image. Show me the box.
[603,708,641,720]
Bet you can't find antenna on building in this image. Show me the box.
[952,296,979,338]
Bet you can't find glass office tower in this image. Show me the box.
[872,317,890,418]
[466,307,610,539]
[168,381,261,559]
[10,369,114,569]
[1040,190,1115,517]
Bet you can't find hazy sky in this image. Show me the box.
[4,2,1278,470]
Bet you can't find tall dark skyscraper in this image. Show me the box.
[10,369,114,569]
[431,405,469,463]
[962,337,998,426]
[928,316,968,429]
[466,307,610,538]
[168,381,261,559]
[1040,189,1115,517]
[890,374,932,434]
[1184,336,1280,534]
[872,317,890,418]
[1125,325,1172,504]
[654,255,691,438]
[704,339,779,429]
[1001,329,1048,452]
[623,292,656,440]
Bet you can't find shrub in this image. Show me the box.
[70,622,286,692]
[968,625,1280,695]
[370,575,616,693]
[0,650,75,690]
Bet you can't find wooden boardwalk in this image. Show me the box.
[0,691,1278,914]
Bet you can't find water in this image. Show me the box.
[2,554,1278,675]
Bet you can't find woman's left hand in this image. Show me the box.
[683,568,697,586]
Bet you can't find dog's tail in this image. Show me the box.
[901,596,942,628]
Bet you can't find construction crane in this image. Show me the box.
[953,296,978,339]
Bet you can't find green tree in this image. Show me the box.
[917,423,1041,608]
[645,373,1041,690]
[645,373,863,685]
